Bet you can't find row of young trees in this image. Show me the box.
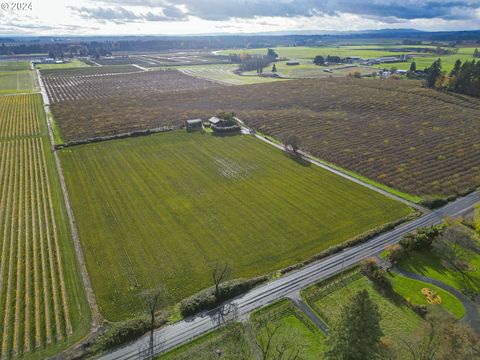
[425,57,480,97]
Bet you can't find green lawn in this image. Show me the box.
[60,131,410,321]
[0,70,38,93]
[34,59,89,70]
[305,274,423,342]
[390,272,465,319]
[399,248,480,295]
[159,324,251,359]
[251,299,325,359]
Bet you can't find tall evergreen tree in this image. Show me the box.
[473,48,479,58]
[450,59,462,77]
[425,58,442,88]
[409,61,416,72]
[324,290,383,360]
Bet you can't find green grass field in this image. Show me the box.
[60,131,410,321]
[34,59,89,70]
[0,71,39,94]
[0,61,30,71]
[251,299,325,359]
[305,274,423,343]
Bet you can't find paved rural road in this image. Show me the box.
[98,190,479,360]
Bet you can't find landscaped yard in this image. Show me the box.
[251,299,325,359]
[159,324,251,359]
[60,131,410,320]
[390,272,465,319]
[304,274,424,341]
[399,248,480,295]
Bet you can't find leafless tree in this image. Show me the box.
[210,260,232,298]
[139,285,170,359]
[253,316,304,360]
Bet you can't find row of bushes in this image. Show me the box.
[179,276,268,317]
[386,225,444,264]
[211,123,241,133]
[55,125,179,149]
[280,211,420,275]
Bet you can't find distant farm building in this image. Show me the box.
[286,59,300,66]
[186,118,203,131]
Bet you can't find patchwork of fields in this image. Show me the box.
[59,131,411,321]
[0,94,89,359]
[51,78,480,197]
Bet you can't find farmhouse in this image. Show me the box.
[186,118,203,131]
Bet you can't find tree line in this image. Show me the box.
[425,53,480,98]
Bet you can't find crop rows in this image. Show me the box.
[0,93,73,358]
[0,95,41,139]
[51,78,480,196]
[39,65,142,78]
[43,69,222,103]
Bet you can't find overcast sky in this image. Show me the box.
[1,0,480,36]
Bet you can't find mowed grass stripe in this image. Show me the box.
[61,131,411,321]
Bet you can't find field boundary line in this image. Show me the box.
[240,122,429,213]
[36,70,102,330]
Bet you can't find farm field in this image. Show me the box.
[34,59,88,70]
[0,71,38,94]
[0,94,90,359]
[177,64,283,85]
[39,64,142,78]
[52,78,480,198]
[0,62,30,71]
[43,68,222,103]
[59,131,410,321]
[219,45,478,73]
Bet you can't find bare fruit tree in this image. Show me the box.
[210,260,232,298]
[139,285,170,359]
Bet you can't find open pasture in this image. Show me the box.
[0,62,30,71]
[43,68,222,103]
[52,78,480,197]
[0,71,38,94]
[0,94,90,359]
[59,131,410,320]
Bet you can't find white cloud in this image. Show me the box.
[0,0,479,35]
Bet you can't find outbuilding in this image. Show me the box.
[286,59,300,66]
[209,117,221,126]
[186,118,203,131]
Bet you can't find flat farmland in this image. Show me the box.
[0,94,90,359]
[59,131,411,320]
[0,71,38,94]
[52,78,480,197]
[39,65,141,78]
[43,68,222,103]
